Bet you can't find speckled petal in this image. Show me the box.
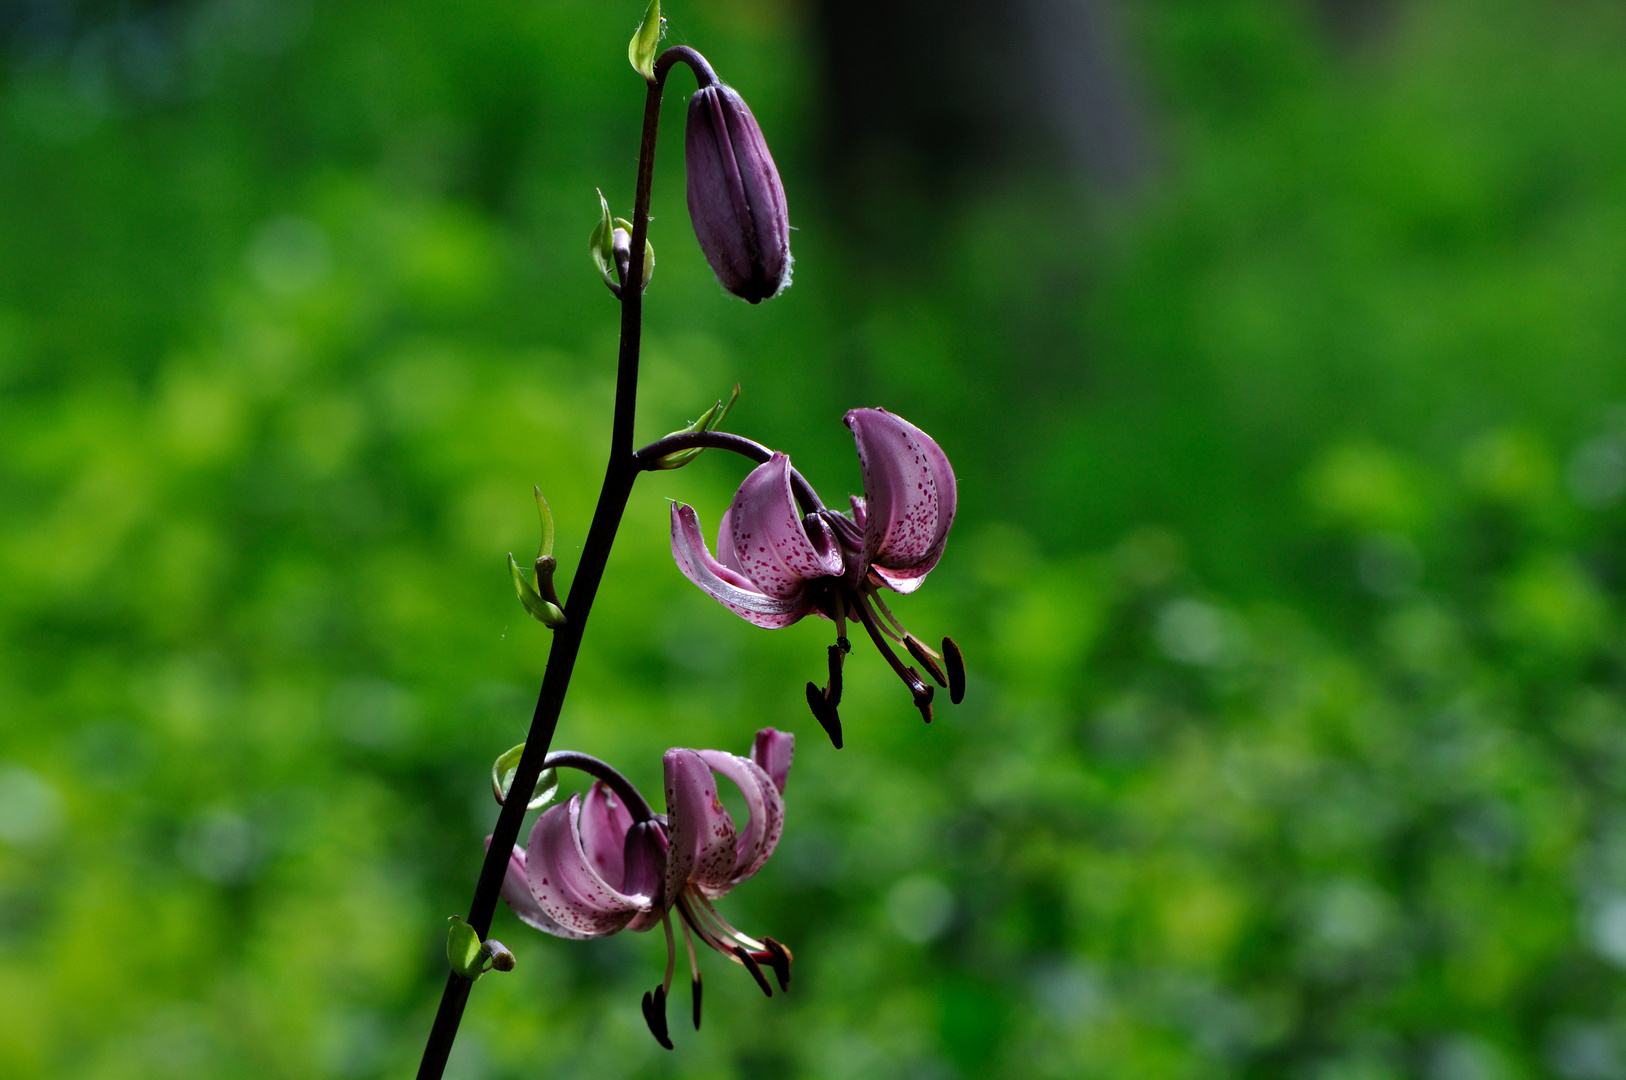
[751,727,794,794]
[716,507,748,578]
[670,502,812,629]
[697,749,784,892]
[579,781,633,892]
[525,795,651,938]
[729,454,844,599]
[663,748,738,900]
[485,838,596,941]
[845,409,957,593]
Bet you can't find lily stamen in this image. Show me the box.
[852,591,936,722]
[696,892,768,952]
[680,920,703,1030]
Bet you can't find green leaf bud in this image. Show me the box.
[652,383,740,470]
[628,0,663,83]
[492,743,559,811]
[590,189,618,295]
[447,916,485,980]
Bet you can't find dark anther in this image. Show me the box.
[913,681,935,724]
[733,944,774,997]
[904,635,948,688]
[692,974,704,1030]
[943,637,965,705]
[642,987,674,1050]
[805,682,843,749]
[825,643,845,706]
[761,937,792,991]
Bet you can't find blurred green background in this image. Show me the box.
[5,0,1626,1076]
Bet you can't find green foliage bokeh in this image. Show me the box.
[5,1,1626,1078]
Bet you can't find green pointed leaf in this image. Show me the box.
[532,486,556,560]
[447,916,485,980]
[510,553,567,628]
[653,383,742,469]
[589,189,616,289]
[628,0,663,82]
[492,743,559,811]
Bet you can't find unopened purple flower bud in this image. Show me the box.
[686,81,791,303]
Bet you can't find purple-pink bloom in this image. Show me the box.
[492,729,795,1048]
[670,409,963,741]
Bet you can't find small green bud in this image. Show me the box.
[510,487,567,628]
[510,553,567,628]
[612,217,655,293]
[590,189,617,294]
[653,383,740,470]
[492,742,559,811]
[447,916,485,980]
[629,0,663,83]
[447,917,517,980]
[484,939,516,972]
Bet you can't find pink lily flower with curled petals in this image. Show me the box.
[670,408,964,745]
[491,729,795,1049]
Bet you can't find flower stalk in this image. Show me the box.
[414,45,713,1080]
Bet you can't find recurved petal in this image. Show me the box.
[485,838,596,941]
[697,749,784,891]
[525,796,649,938]
[579,781,633,892]
[729,454,844,600]
[845,408,957,593]
[622,821,670,932]
[751,728,794,794]
[671,502,813,629]
[663,749,738,901]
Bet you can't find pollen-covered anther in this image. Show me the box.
[942,637,965,705]
[641,986,674,1050]
[760,936,792,991]
[732,944,775,997]
[805,681,843,749]
[913,679,935,724]
[825,642,846,706]
[904,635,948,688]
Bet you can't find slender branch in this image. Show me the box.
[633,430,825,514]
[415,53,685,1080]
[541,751,657,822]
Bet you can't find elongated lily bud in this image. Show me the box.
[686,79,791,303]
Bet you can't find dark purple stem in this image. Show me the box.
[633,430,825,514]
[415,46,699,1080]
[539,751,657,822]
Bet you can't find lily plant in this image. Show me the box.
[415,3,963,1075]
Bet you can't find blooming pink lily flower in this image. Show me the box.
[492,729,795,1048]
[670,408,964,743]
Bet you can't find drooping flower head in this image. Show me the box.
[493,729,795,1048]
[685,76,792,303]
[670,409,963,745]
